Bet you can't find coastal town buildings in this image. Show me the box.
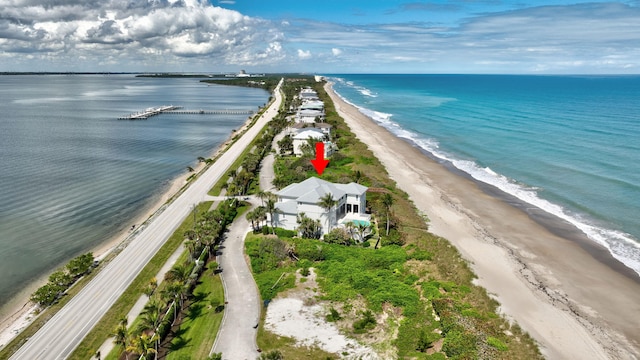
[271,177,369,236]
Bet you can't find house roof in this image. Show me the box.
[292,122,332,130]
[300,101,324,110]
[293,129,325,140]
[277,177,367,204]
[275,200,298,215]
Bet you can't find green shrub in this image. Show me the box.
[353,310,376,333]
[442,328,478,358]
[326,307,342,322]
[487,336,508,351]
[300,267,310,277]
[275,227,296,238]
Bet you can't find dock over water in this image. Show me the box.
[118,106,254,120]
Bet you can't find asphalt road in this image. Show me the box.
[10,79,283,360]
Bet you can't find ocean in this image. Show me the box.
[329,74,640,276]
[0,75,269,313]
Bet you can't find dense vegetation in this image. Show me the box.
[101,199,241,360]
[246,78,543,359]
[201,76,290,92]
[29,253,95,307]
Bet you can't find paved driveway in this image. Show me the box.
[210,208,260,359]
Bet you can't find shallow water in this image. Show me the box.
[0,75,269,311]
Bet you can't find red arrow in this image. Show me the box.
[310,142,330,175]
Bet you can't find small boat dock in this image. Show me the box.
[118,106,254,120]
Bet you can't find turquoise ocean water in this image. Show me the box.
[0,75,269,312]
[330,74,640,276]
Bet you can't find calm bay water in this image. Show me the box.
[0,75,269,312]
[330,74,640,275]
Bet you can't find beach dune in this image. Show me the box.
[326,83,640,360]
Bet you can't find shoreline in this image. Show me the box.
[414,137,640,284]
[325,82,640,359]
[0,116,252,349]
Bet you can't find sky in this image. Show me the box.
[1,0,639,74]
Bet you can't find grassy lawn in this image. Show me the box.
[165,264,224,360]
[67,201,214,360]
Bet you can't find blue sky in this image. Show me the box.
[1,0,639,73]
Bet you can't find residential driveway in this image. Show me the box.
[211,205,260,359]
[259,153,276,192]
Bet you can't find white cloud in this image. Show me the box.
[279,3,640,73]
[297,49,311,59]
[0,0,283,71]
[1,2,640,73]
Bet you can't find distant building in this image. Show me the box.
[237,70,250,77]
[272,177,369,236]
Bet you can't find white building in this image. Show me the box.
[272,177,369,236]
[299,100,324,112]
[291,122,331,137]
[292,128,334,157]
[300,88,319,101]
[296,109,325,123]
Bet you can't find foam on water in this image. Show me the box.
[332,83,640,276]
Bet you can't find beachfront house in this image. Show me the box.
[292,129,334,157]
[300,88,320,101]
[291,122,332,137]
[271,177,369,236]
[296,109,325,123]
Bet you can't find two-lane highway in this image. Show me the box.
[10,79,283,360]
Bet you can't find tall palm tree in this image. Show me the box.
[167,264,191,284]
[138,302,162,354]
[126,334,157,360]
[111,317,129,360]
[381,193,394,236]
[246,209,259,232]
[256,190,267,206]
[264,198,280,234]
[162,283,183,324]
[317,193,338,233]
[183,240,198,262]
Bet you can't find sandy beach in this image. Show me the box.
[0,117,250,349]
[326,83,640,359]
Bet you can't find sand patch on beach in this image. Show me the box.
[264,269,380,359]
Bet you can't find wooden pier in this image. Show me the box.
[164,109,255,115]
[118,105,254,120]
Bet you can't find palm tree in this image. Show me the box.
[183,240,199,262]
[246,209,259,232]
[344,221,356,242]
[317,193,338,233]
[162,283,183,324]
[127,334,157,360]
[167,264,191,284]
[381,193,394,236]
[138,304,161,354]
[111,317,129,360]
[264,198,280,234]
[256,190,268,206]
